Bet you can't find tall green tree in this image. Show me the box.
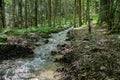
[113,0,120,31]
[86,0,91,33]
[12,0,16,27]
[78,0,82,27]
[74,0,77,28]
[35,0,38,27]
[0,0,5,28]
[48,0,52,27]
[25,0,28,28]
[18,0,23,28]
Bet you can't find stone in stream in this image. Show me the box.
[0,70,5,79]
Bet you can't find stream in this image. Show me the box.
[0,27,73,80]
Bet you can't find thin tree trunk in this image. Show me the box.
[78,0,82,27]
[0,0,5,28]
[12,0,16,27]
[0,0,2,28]
[35,0,38,27]
[87,0,91,33]
[53,0,58,27]
[74,0,77,28]
[114,0,120,31]
[48,0,52,27]
[25,0,28,28]
[18,0,23,28]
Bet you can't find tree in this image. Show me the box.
[12,0,16,27]
[35,0,38,27]
[48,0,52,27]
[18,0,23,28]
[113,0,120,31]
[25,0,28,28]
[78,0,82,27]
[86,0,91,33]
[0,0,5,28]
[74,0,77,28]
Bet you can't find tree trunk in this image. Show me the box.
[0,0,5,28]
[0,0,2,28]
[18,0,23,28]
[25,0,28,28]
[53,0,58,27]
[48,0,52,27]
[12,0,16,27]
[78,0,82,27]
[114,0,120,31]
[35,0,38,27]
[74,0,77,28]
[87,0,91,33]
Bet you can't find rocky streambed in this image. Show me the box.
[0,27,73,80]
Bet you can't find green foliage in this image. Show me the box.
[106,30,120,35]
[0,37,7,42]
[5,0,12,5]
[115,41,120,47]
[2,26,67,36]
[3,28,19,35]
[92,13,99,23]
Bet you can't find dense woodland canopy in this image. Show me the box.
[0,0,120,32]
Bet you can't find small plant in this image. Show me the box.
[0,37,7,42]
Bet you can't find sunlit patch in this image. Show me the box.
[30,78,39,80]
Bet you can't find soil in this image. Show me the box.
[54,26,120,80]
[0,32,47,60]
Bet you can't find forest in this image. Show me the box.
[0,0,120,80]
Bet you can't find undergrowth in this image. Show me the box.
[1,26,67,36]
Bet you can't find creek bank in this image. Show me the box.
[0,26,73,80]
[0,44,33,60]
[0,26,71,61]
[55,27,120,80]
[51,44,73,62]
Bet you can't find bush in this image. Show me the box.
[0,37,7,42]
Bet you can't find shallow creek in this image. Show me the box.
[0,27,73,80]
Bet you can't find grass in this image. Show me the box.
[1,26,67,36]
[92,13,99,23]
[106,29,120,35]
[0,37,7,42]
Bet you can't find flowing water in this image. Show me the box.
[0,27,73,80]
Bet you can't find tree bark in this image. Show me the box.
[48,0,52,27]
[78,0,82,27]
[87,0,91,33]
[114,0,120,31]
[18,0,23,28]
[35,0,38,27]
[74,0,77,28]
[25,0,28,28]
[12,0,16,27]
[0,0,5,28]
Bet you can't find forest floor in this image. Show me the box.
[0,25,120,80]
[0,26,69,60]
[53,26,120,80]
[0,26,70,80]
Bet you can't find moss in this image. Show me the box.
[106,30,120,35]
[0,37,7,42]
[115,41,120,47]
[2,26,67,36]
